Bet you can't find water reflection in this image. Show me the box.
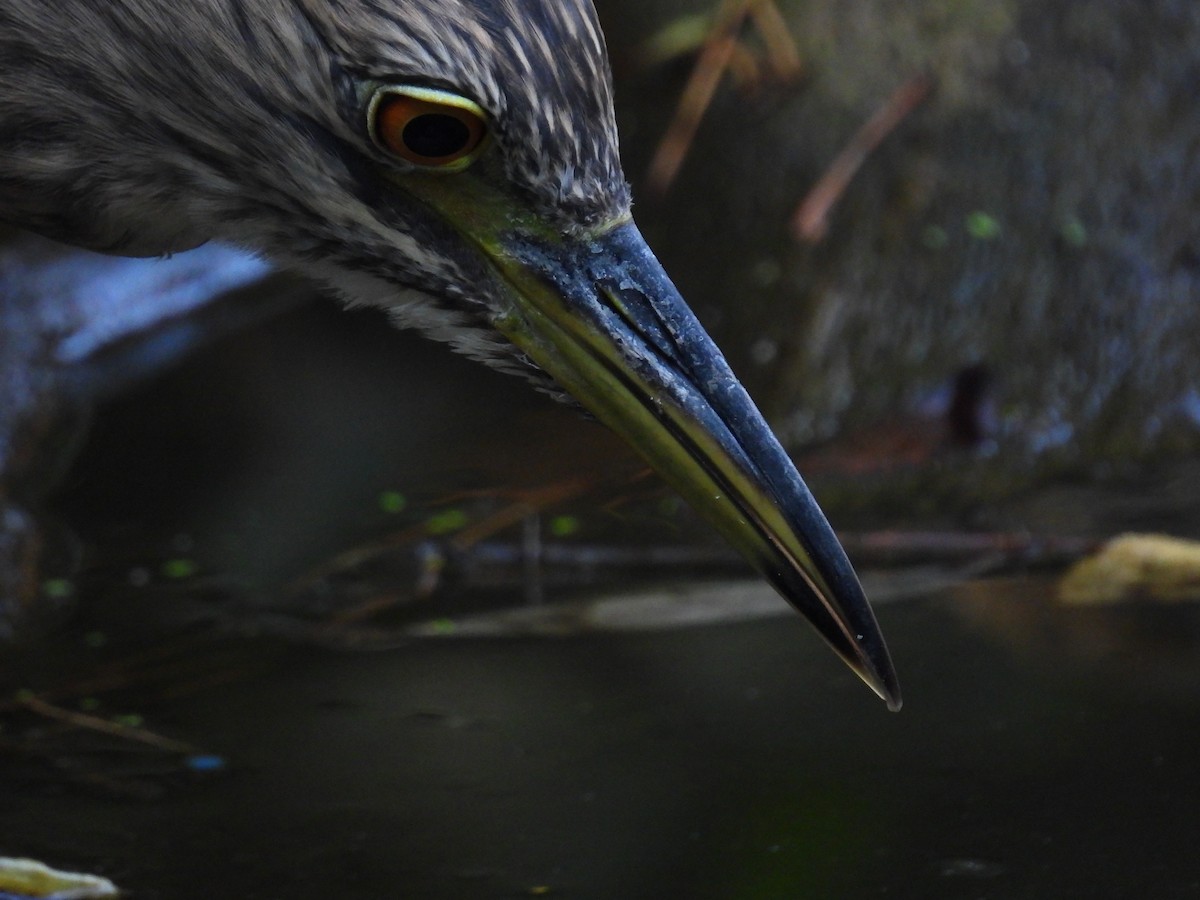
[4,583,1200,898]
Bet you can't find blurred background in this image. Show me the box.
[3,1,1200,897]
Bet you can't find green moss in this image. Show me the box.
[161,558,198,580]
[966,210,1002,239]
[41,578,74,600]
[378,490,408,514]
[921,224,949,250]
[1059,215,1088,247]
[549,515,581,537]
[425,508,469,535]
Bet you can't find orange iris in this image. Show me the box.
[372,89,487,168]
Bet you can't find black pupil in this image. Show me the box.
[403,113,471,158]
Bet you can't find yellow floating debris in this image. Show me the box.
[1059,533,1200,605]
[0,857,119,899]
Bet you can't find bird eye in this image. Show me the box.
[368,86,488,170]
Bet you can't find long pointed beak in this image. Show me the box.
[488,221,900,709]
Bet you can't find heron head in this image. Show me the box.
[0,0,899,706]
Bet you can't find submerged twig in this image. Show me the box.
[288,480,591,606]
[449,481,587,550]
[839,529,1097,569]
[15,694,198,754]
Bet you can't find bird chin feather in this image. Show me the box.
[292,258,569,401]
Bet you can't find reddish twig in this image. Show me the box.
[791,73,933,243]
[645,0,805,196]
[645,11,746,195]
[749,1,803,82]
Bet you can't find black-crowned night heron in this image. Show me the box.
[0,0,899,708]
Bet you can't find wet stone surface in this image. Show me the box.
[605,0,1200,486]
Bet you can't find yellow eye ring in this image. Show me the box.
[367,85,488,171]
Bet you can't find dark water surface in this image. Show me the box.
[2,287,1197,900]
[4,583,1200,899]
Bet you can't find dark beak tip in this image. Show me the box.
[861,631,902,711]
[499,222,904,709]
[880,678,903,713]
[790,574,901,711]
[846,643,902,712]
